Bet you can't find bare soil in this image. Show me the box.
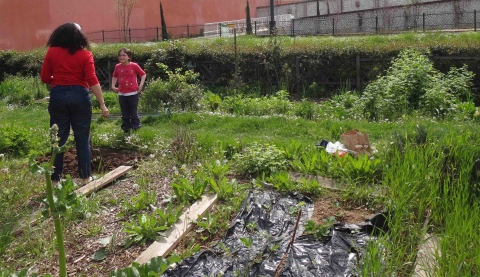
[15,150,380,276]
[37,147,146,180]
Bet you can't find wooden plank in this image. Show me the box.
[289,172,386,196]
[135,193,218,265]
[413,234,440,277]
[14,165,132,237]
[75,165,132,196]
[289,172,346,191]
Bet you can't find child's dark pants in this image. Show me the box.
[119,94,141,132]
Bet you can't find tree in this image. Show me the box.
[246,0,253,35]
[316,0,320,16]
[115,0,137,42]
[160,2,169,40]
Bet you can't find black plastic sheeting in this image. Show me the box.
[163,190,387,277]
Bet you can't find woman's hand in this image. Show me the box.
[100,104,109,118]
[111,87,119,92]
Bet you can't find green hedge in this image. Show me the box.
[2,32,480,98]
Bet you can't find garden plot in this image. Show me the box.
[6,145,383,276]
[164,190,386,277]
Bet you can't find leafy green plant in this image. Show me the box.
[293,152,320,174]
[313,150,336,177]
[171,173,208,203]
[233,142,288,177]
[282,139,306,161]
[265,171,296,192]
[209,176,235,200]
[195,211,221,234]
[175,240,201,260]
[269,244,280,254]
[92,232,118,262]
[339,154,382,184]
[304,216,336,239]
[123,213,169,247]
[240,236,253,248]
[203,158,230,180]
[119,190,157,217]
[156,202,183,228]
[46,176,88,221]
[108,255,181,277]
[296,177,322,196]
[342,183,383,209]
[288,201,306,216]
[246,221,257,233]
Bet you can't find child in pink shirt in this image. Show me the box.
[111,48,146,133]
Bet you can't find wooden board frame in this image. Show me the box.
[135,193,218,264]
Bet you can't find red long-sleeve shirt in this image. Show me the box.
[40,47,99,88]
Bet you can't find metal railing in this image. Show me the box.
[86,10,478,43]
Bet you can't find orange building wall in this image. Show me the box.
[0,0,285,51]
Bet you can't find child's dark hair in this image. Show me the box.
[118,48,132,61]
[47,23,90,54]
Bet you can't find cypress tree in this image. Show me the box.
[246,0,253,35]
[160,2,169,40]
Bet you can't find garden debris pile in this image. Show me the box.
[163,190,386,277]
[317,129,372,157]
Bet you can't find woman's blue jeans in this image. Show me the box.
[48,85,92,181]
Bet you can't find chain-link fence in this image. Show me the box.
[291,10,478,36]
[86,9,479,43]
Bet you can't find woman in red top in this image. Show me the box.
[111,47,146,133]
[41,23,109,185]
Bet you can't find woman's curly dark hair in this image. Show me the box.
[46,23,90,54]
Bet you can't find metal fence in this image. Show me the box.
[86,10,479,43]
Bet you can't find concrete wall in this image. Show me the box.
[257,0,478,19]
[0,0,269,51]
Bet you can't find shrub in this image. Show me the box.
[91,91,118,110]
[140,63,204,112]
[233,142,288,177]
[420,66,474,119]
[204,91,221,112]
[140,78,172,112]
[0,75,48,106]
[360,49,435,120]
[0,124,35,156]
[294,98,317,120]
[360,49,475,121]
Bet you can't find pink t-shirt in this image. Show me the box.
[112,62,146,94]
